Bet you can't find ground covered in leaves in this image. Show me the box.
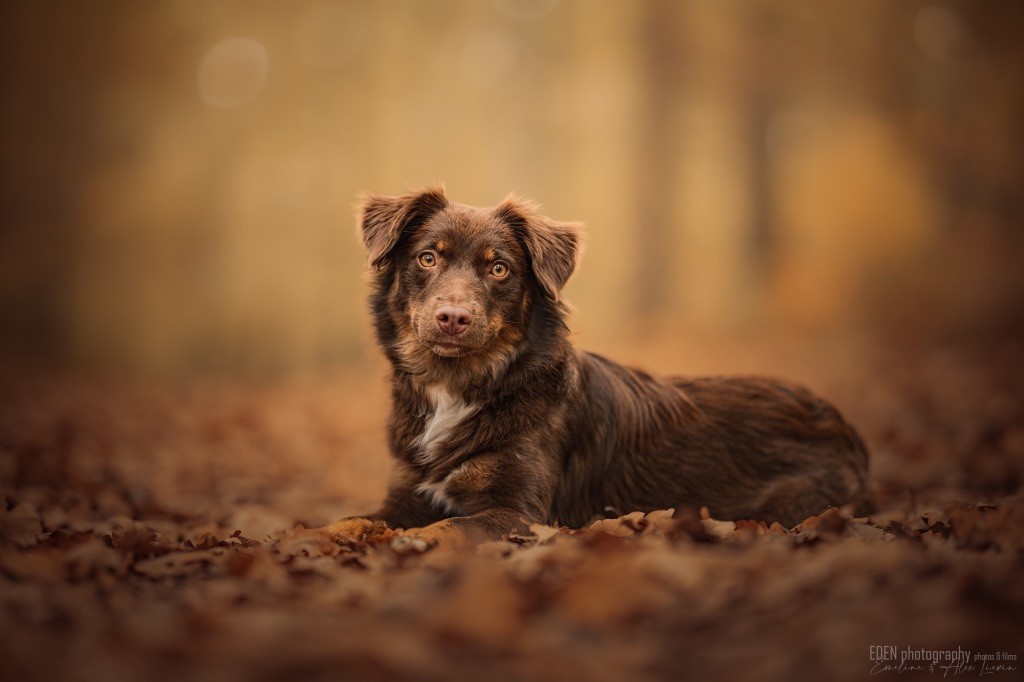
[1,336,1022,682]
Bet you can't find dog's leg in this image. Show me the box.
[315,516,389,542]
[399,508,533,550]
[313,473,448,542]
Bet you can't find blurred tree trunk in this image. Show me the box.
[745,6,780,278]
[634,0,680,319]
[748,85,774,275]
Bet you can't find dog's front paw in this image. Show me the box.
[393,521,472,552]
[389,533,431,554]
[315,517,390,544]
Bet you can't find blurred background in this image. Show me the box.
[0,0,1022,377]
[2,7,1023,678]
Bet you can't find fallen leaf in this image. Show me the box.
[110,522,175,557]
[699,518,737,540]
[528,523,562,544]
[0,504,43,547]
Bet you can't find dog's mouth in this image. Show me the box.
[428,339,477,357]
[411,317,493,358]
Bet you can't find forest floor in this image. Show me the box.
[1,333,1022,682]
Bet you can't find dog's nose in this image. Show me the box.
[435,306,473,336]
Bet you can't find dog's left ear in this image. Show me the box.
[495,195,582,302]
[357,186,449,268]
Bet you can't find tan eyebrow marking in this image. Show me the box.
[436,240,446,252]
[484,247,496,261]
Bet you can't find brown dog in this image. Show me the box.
[317,187,871,548]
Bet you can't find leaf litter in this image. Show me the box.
[0,341,1022,682]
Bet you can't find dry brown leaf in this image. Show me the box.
[64,537,130,578]
[699,518,737,539]
[0,504,43,547]
[792,507,848,542]
[947,501,1023,551]
[42,530,94,550]
[846,520,890,542]
[227,547,291,591]
[133,549,225,578]
[110,523,175,557]
[273,528,343,559]
[642,509,677,534]
[735,519,769,536]
[528,523,562,544]
[587,513,643,538]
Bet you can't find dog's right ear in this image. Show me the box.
[357,186,449,268]
[494,195,582,303]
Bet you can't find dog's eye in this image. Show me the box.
[417,251,437,268]
[490,261,510,279]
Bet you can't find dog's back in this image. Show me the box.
[552,351,871,528]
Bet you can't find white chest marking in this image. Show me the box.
[414,463,468,514]
[414,386,477,464]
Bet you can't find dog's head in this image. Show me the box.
[358,186,581,381]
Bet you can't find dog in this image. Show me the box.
[316,186,871,549]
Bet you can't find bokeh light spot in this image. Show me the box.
[197,37,269,108]
[913,6,969,64]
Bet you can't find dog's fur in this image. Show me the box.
[318,187,871,548]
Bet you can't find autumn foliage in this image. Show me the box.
[1,338,1022,682]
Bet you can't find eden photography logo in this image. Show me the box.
[869,646,1019,676]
